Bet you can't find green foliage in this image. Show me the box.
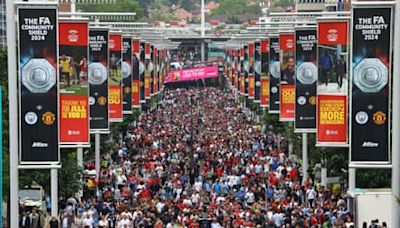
[77,0,144,19]
[152,13,177,22]
[0,48,10,199]
[19,149,84,198]
[274,0,294,8]
[356,169,391,188]
[213,0,261,17]
[179,0,197,11]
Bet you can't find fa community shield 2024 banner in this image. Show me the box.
[89,27,109,132]
[350,4,393,163]
[295,27,317,133]
[18,6,59,163]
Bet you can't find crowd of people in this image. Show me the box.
[23,86,356,227]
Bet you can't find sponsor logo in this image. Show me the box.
[362,141,379,148]
[42,112,55,125]
[373,111,386,125]
[98,96,107,106]
[286,39,294,49]
[68,29,79,42]
[309,96,316,105]
[32,142,49,148]
[327,29,338,42]
[109,39,115,49]
[124,86,131,94]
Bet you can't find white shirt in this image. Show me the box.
[307,188,317,200]
[82,217,94,228]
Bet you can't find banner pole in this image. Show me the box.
[0,87,3,228]
[6,0,19,225]
[95,133,100,195]
[50,168,58,216]
[77,147,83,199]
[302,132,308,184]
[348,167,356,191]
[391,0,400,226]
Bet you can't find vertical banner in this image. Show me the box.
[224,49,229,77]
[159,50,164,92]
[122,37,133,114]
[350,4,393,163]
[317,19,349,146]
[234,49,239,91]
[260,39,269,107]
[132,39,140,108]
[59,20,90,146]
[109,33,123,122]
[154,47,159,94]
[152,46,157,95]
[145,43,151,99]
[18,7,59,163]
[240,46,245,94]
[89,28,109,132]
[248,42,255,99]
[0,87,2,228]
[295,27,317,132]
[279,32,295,121]
[254,41,261,102]
[244,44,249,96]
[139,42,146,103]
[150,45,154,96]
[269,36,280,113]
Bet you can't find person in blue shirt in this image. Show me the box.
[319,50,333,86]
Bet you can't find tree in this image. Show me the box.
[77,0,144,20]
[0,48,10,199]
[180,0,197,11]
[19,149,84,198]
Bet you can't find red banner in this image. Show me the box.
[248,43,254,56]
[318,21,348,45]
[248,74,255,98]
[145,43,151,59]
[109,85,122,120]
[234,73,238,90]
[145,74,151,98]
[279,34,295,51]
[261,39,269,53]
[132,80,140,107]
[109,34,123,121]
[133,39,140,55]
[59,21,89,145]
[280,85,295,120]
[60,95,89,143]
[317,95,347,143]
[240,74,245,94]
[261,78,269,107]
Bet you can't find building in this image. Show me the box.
[173,8,193,21]
[296,0,351,12]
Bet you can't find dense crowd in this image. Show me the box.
[22,87,356,228]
